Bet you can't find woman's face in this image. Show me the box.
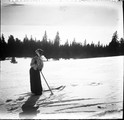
[36,51,41,57]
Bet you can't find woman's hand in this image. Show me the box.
[33,64,38,70]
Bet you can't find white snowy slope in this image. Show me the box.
[0,56,123,119]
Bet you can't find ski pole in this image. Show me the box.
[41,71,53,95]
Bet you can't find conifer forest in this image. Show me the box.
[0,31,124,60]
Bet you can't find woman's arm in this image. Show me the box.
[30,57,38,70]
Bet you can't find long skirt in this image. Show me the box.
[30,67,43,95]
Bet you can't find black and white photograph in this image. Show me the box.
[0,0,123,119]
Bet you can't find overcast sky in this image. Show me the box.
[1,0,123,44]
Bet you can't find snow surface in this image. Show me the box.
[0,56,123,119]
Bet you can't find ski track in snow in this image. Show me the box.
[0,56,123,119]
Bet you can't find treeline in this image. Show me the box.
[0,31,124,60]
